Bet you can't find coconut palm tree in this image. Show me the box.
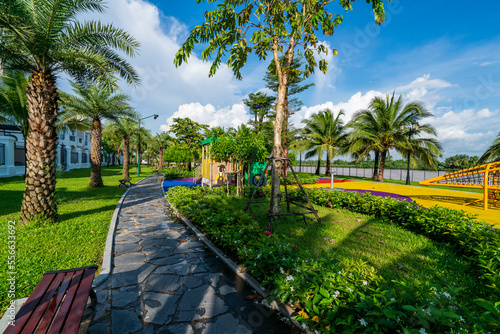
[0,0,139,223]
[479,134,500,163]
[348,93,441,182]
[106,118,139,178]
[301,109,348,176]
[60,81,135,187]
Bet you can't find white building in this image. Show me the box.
[0,124,91,178]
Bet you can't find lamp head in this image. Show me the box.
[412,121,419,131]
[153,114,159,120]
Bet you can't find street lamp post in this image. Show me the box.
[137,114,159,177]
[400,121,419,186]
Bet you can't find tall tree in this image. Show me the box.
[169,117,208,171]
[151,132,173,170]
[301,109,348,176]
[243,92,275,133]
[0,0,139,223]
[60,82,135,187]
[174,0,386,221]
[348,93,441,182]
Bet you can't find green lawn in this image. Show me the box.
[213,194,483,306]
[0,165,155,314]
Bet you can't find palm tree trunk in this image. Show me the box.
[159,147,164,170]
[89,118,103,187]
[373,151,379,180]
[122,136,129,179]
[21,71,58,224]
[315,156,321,175]
[325,152,331,177]
[378,151,387,182]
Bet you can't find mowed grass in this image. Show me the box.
[228,195,482,304]
[0,165,154,314]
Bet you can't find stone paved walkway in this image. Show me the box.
[88,176,295,333]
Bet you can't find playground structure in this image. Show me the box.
[419,161,500,210]
[200,138,243,193]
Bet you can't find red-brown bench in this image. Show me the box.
[4,265,97,334]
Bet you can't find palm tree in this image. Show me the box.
[107,119,138,178]
[0,0,139,223]
[301,109,348,176]
[151,132,173,170]
[60,82,135,187]
[348,93,441,182]
[479,133,500,163]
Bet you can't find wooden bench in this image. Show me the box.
[118,178,132,187]
[5,265,97,334]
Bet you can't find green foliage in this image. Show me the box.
[162,167,193,180]
[175,0,385,80]
[167,186,499,333]
[169,117,208,161]
[163,144,192,164]
[0,0,139,90]
[210,130,268,165]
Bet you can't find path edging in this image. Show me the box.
[163,185,305,332]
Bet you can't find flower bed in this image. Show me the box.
[166,185,500,333]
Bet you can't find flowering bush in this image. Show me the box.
[166,185,499,333]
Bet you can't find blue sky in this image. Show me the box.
[81,0,500,159]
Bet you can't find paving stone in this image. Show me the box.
[140,238,168,247]
[173,241,205,254]
[157,323,195,334]
[87,321,109,334]
[195,313,253,334]
[148,254,185,266]
[114,252,146,267]
[111,309,143,333]
[218,284,237,296]
[142,246,161,256]
[145,274,181,293]
[116,234,141,243]
[112,285,141,308]
[115,243,142,255]
[182,275,204,290]
[174,286,228,322]
[155,262,192,276]
[142,292,181,326]
[111,263,156,288]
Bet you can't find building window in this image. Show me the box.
[85,135,88,146]
[82,153,87,164]
[61,131,65,140]
[0,144,5,166]
[71,151,79,164]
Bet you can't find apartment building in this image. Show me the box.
[0,124,91,178]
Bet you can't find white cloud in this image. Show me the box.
[291,90,382,127]
[395,74,453,108]
[84,0,251,132]
[161,102,250,132]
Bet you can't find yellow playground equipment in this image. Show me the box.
[419,161,500,210]
[200,138,243,192]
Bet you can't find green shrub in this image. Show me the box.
[166,186,499,333]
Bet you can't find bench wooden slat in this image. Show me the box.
[63,267,97,333]
[4,274,57,334]
[46,269,84,334]
[34,272,74,333]
[25,272,66,334]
